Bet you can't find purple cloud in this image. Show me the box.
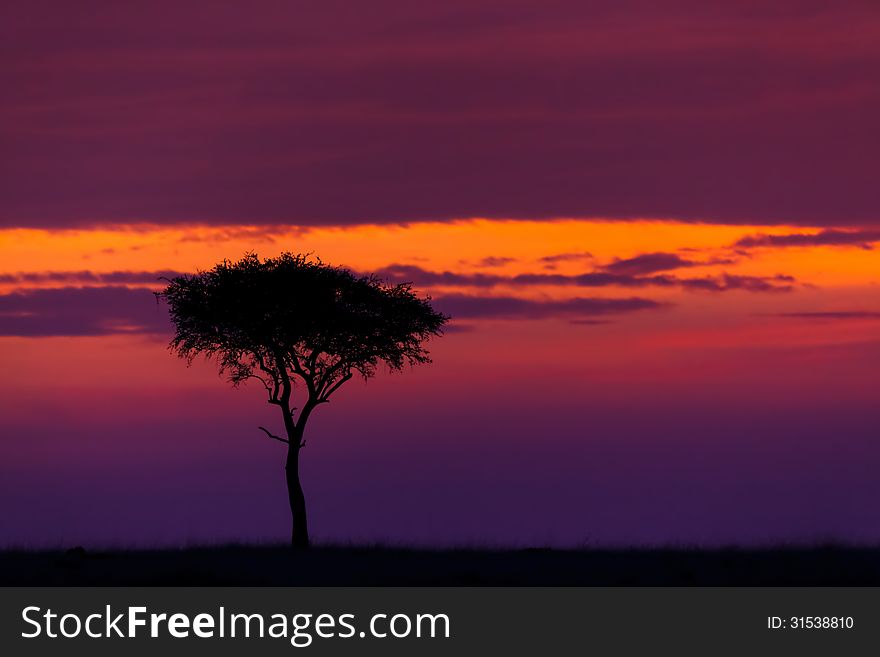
[374,264,504,288]
[474,256,517,267]
[0,287,170,337]
[538,252,594,265]
[0,280,661,337]
[0,270,183,286]
[434,294,663,320]
[376,263,796,292]
[2,2,880,228]
[734,230,880,249]
[601,252,698,276]
[679,274,796,293]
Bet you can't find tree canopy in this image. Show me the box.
[159,253,448,425]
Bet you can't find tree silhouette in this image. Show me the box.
[158,253,448,547]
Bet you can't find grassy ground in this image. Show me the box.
[2,544,879,585]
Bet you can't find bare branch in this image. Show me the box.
[286,349,317,396]
[255,352,282,403]
[286,349,307,376]
[305,343,328,374]
[257,426,289,444]
[316,356,348,394]
[320,371,353,401]
[268,348,294,407]
[241,372,274,400]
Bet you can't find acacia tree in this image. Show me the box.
[159,253,448,548]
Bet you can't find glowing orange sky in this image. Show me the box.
[2,219,878,290]
[2,217,878,383]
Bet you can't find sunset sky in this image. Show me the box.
[2,1,879,547]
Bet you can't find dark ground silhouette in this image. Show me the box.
[2,544,879,585]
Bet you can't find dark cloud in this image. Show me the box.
[600,252,739,275]
[457,256,518,268]
[0,286,170,337]
[3,1,880,228]
[678,274,796,293]
[176,227,297,243]
[8,263,790,297]
[376,263,796,292]
[374,264,504,288]
[0,270,183,286]
[434,294,663,320]
[515,271,667,287]
[601,252,697,276]
[0,280,658,337]
[538,251,593,269]
[0,264,799,339]
[525,271,796,292]
[734,230,880,249]
[602,250,736,276]
[474,256,517,267]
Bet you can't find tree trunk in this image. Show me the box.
[286,445,310,548]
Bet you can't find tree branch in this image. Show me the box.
[242,372,274,401]
[254,352,282,404]
[257,426,289,444]
[286,349,317,396]
[319,371,353,401]
[316,356,348,394]
[305,342,331,376]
